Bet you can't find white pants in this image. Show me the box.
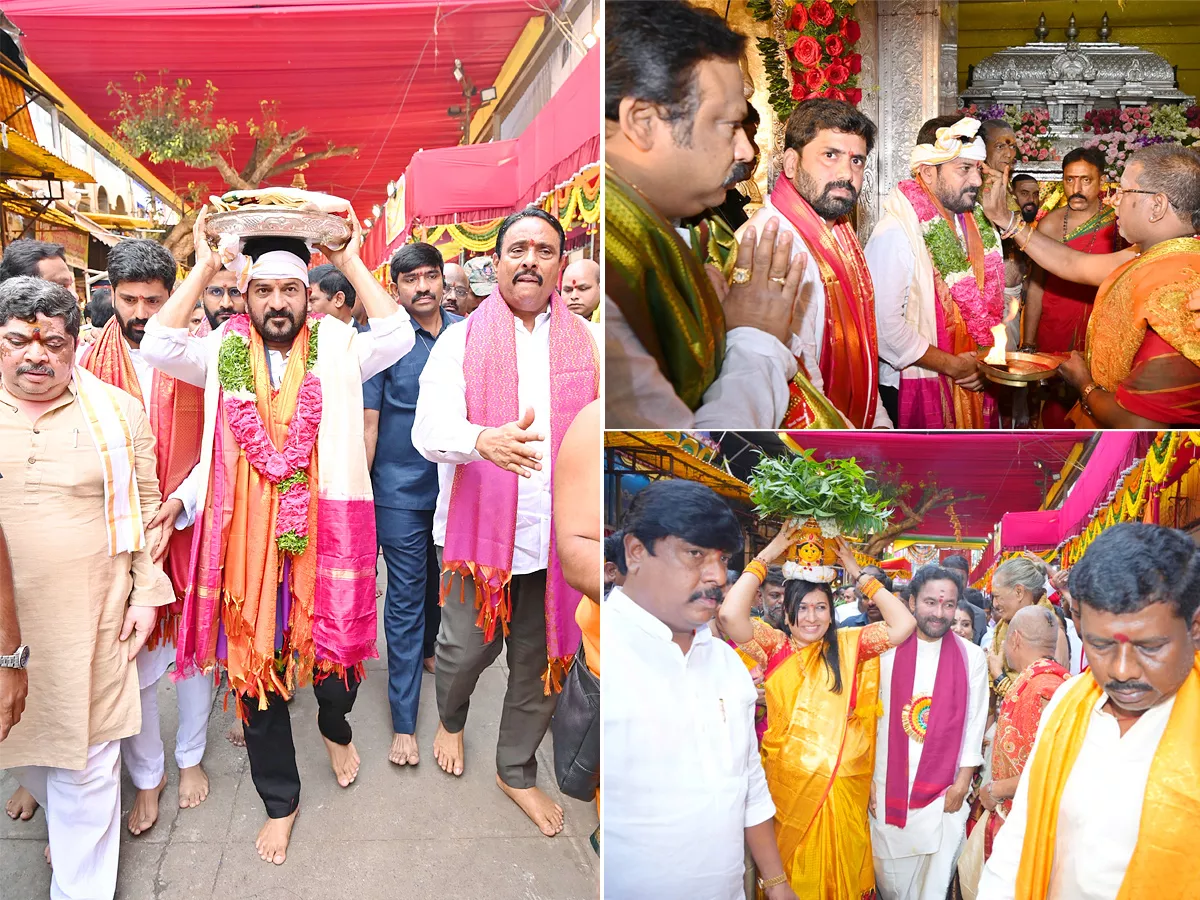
[874,807,969,900]
[122,654,213,790]
[9,741,121,900]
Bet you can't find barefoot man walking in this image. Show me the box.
[140,207,414,865]
[413,208,599,836]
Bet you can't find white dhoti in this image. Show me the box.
[121,642,213,789]
[9,741,122,900]
[872,802,971,900]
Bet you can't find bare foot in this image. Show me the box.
[5,786,37,820]
[255,809,298,865]
[433,722,464,776]
[388,733,419,766]
[127,774,167,835]
[423,656,435,674]
[322,735,360,787]
[226,720,245,748]
[496,775,564,837]
[178,763,210,809]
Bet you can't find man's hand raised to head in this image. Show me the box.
[474,407,545,478]
[721,218,807,346]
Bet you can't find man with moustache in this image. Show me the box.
[199,267,246,331]
[981,144,1200,426]
[1022,147,1124,356]
[363,242,461,768]
[561,258,601,320]
[413,208,599,837]
[141,207,413,866]
[0,276,173,900]
[442,262,471,316]
[1003,174,1041,352]
[307,263,357,325]
[605,0,837,430]
[738,98,891,428]
[841,564,891,627]
[866,117,1003,428]
[74,238,215,837]
[604,478,797,900]
[869,564,989,900]
[979,523,1200,900]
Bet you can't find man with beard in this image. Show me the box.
[866,116,1004,428]
[739,98,890,428]
[869,564,988,900]
[1022,147,1124,357]
[981,144,1200,426]
[605,1,839,430]
[561,258,601,320]
[413,208,599,837]
[307,263,357,325]
[979,523,1200,900]
[72,238,215,837]
[363,242,461,769]
[1011,175,1041,226]
[442,262,471,316]
[0,276,172,899]
[604,478,796,900]
[140,207,414,866]
[200,267,246,331]
[1003,174,1041,354]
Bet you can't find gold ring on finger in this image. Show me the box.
[731,266,752,285]
[770,276,787,285]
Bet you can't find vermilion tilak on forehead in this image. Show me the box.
[1113,633,1130,643]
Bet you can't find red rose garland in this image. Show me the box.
[753,0,864,117]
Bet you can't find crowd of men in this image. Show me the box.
[605,0,1200,430]
[603,477,1200,900]
[0,201,600,899]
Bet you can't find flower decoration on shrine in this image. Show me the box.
[749,0,863,121]
[1082,105,1200,179]
[958,103,1058,164]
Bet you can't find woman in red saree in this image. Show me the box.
[720,527,916,900]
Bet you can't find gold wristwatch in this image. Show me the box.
[757,873,788,890]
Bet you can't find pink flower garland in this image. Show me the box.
[898,180,1004,346]
[220,316,322,554]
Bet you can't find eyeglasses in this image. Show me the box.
[444,286,470,298]
[205,286,243,299]
[1111,187,1160,204]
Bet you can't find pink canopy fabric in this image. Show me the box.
[403,44,599,226]
[783,432,1091,541]
[6,0,546,213]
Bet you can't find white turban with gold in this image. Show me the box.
[217,235,311,293]
[910,117,988,171]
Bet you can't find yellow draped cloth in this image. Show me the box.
[1014,652,1200,900]
[760,623,891,900]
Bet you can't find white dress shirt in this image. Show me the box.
[140,308,414,389]
[603,587,775,900]
[412,310,600,575]
[605,295,798,429]
[739,199,892,428]
[870,634,990,857]
[863,220,928,390]
[978,681,1177,900]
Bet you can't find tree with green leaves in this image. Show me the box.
[107,72,357,259]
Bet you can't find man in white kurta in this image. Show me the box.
[871,568,989,900]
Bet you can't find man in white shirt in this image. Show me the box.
[412,208,599,838]
[739,98,891,428]
[979,523,1200,900]
[870,565,989,900]
[604,478,796,900]
[605,1,814,429]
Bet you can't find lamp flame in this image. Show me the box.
[984,324,1008,366]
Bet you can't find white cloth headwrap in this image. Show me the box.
[910,116,987,171]
[217,234,311,292]
[781,562,838,584]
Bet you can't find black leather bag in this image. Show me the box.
[551,640,600,801]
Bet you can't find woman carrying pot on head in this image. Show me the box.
[719,521,916,900]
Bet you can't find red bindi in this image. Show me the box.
[1113,632,1130,643]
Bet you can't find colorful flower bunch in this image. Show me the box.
[957,103,1058,162]
[1082,105,1199,179]
[750,0,862,121]
[217,315,323,555]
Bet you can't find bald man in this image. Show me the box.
[561,259,600,319]
[442,262,470,316]
[967,605,1069,880]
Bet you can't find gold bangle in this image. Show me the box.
[744,559,768,584]
[1080,381,1101,413]
[860,577,882,600]
[758,873,788,889]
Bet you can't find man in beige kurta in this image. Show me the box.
[0,275,172,900]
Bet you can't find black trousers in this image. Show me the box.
[422,530,441,659]
[880,384,900,427]
[240,669,361,819]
